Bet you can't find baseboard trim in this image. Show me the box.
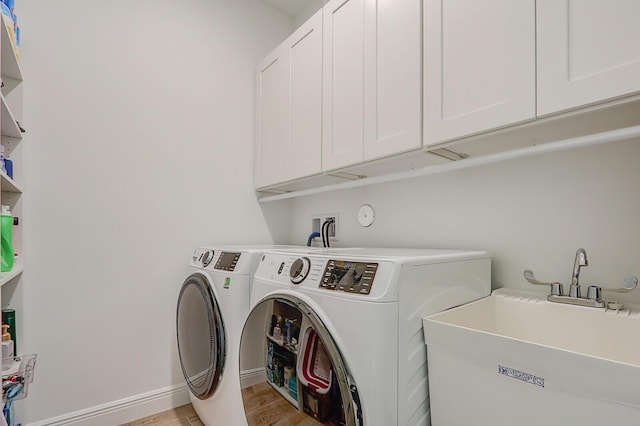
[240,368,265,389]
[29,384,190,426]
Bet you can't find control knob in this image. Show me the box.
[290,257,311,284]
[202,250,214,267]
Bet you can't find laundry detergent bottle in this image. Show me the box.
[1,205,13,272]
[1,324,14,370]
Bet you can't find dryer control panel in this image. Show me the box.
[214,251,241,271]
[320,260,378,295]
[191,248,243,272]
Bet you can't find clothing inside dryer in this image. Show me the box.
[240,298,352,425]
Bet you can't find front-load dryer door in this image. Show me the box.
[176,272,226,400]
[239,294,362,426]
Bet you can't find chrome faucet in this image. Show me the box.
[570,248,588,298]
[524,248,638,308]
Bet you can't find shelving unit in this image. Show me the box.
[0,11,23,290]
[264,300,302,411]
[260,299,343,424]
[0,10,29,425]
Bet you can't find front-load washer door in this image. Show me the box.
[239,294,362,426]
[176,272,226,400]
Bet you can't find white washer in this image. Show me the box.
[239,248,491,425]
[176,245,309,426]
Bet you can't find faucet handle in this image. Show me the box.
[602,276,638,293]
[586,285,602,301]
[524,270,564,296]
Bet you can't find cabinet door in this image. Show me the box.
[423,0,536,146]
[323,0,422,170]
[287,12,323,182]
[537,1,640,116]
[255,46,290,188]
[255,13,323,188]
[323,0,365,171]
[363,0,422,161]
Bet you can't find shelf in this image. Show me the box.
[0,14,21,81]
[257,124,640,202]
[266,334,298,355]
[267,380,298,408]
[1,93,21,139]
[0,169,21,193]
[0,260,22,287]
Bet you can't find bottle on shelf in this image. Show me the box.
[1,309,16,353]
[1,205,14,272]
[1,324,14,370]
[273,321,282,342]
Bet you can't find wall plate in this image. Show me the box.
[357,204,375,227]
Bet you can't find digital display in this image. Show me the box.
[320,260,378,294]
[215,252,241,271]
[326,261,366,286]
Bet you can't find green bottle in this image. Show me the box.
[1,205,13,272]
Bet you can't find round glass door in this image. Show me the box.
[176,273,226,399]
[239,294,362,425]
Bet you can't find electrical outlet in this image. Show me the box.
[311,213,339,241]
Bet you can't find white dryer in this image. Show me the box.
[238,248,491,425]
[176,245,307,426]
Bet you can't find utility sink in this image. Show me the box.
[423,288,640,426]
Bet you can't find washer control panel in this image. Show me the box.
[320,260,378,295]
[289,257,311,284]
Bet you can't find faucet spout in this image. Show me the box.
[570,248,588,297]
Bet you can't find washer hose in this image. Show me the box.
[307,232,321,246]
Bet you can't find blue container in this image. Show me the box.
[4,159,12,179]
[0,3,10,18]
[288,376,298,401]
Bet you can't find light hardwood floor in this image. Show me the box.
[124,383,331,425]
[242,382,326,426]
[121,404,203,426]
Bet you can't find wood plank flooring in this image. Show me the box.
[241,381,325,426]
[120,404,203,426]
[124,382,333,425]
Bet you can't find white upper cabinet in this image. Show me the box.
[255,12,323,189]
[288,12,323,182]
[322,0,422,171]
[255,45,289,188]
[423,0,536,147]
[537,1,640,116]
[363,0,422,161]
[322,0,364,171]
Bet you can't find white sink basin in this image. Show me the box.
[423,288,640,426]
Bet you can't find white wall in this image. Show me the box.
[15,0,293,423]
[11,0,640,423]
[288,139,640,303]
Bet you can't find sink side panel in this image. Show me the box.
[398,257,491,425]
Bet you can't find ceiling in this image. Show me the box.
[261,0,320,17]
